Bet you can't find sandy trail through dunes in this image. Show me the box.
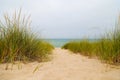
[0,48,120,80]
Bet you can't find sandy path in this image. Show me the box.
[0,48,120,80]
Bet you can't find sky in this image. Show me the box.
[0,0,120,39]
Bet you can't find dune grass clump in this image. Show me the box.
[62,15,120,64]
[38,41,54,60]
[98,16,120,64]
[62,38,119,64]
[112,19,120,63]
[62,40,97,57]
[96,39,114,63]
[0,10,54,63]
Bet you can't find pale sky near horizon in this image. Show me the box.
[0,0,120,39]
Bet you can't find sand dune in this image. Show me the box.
[0,48,120,80]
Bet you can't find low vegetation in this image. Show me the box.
[62,16,120,64]
[62,40,98,57]
[0,10,54,63]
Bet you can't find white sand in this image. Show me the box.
[0,48,120,80]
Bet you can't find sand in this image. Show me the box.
[0,48,120,80]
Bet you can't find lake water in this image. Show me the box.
[45,39,97,48]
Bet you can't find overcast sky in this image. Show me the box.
[0,0,120,39]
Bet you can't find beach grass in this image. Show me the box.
[62,16,120,64]
[62,40,97,57]
[0,10,54,63]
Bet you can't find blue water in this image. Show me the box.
[45,39,97,48]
